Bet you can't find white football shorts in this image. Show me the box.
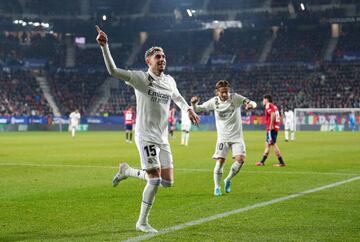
[284,121,294,131]
[135,135,174,171]
[69,124,79,130]
[181,122,191,132]
[212,140,246,160]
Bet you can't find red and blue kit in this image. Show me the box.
[124,110,135,131]
[265,103,281,144]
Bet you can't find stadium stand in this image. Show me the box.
[132,30,213,67]
[0,70,51,116]
[208,0,265,10]
[211,29,269,63]
[268,27,329,62]
[47,70,107,115]
[0,0,359,117]
[333,25,360,61]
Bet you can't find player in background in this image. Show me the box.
[349,111,356,132]
[283,106,295,142]
[124,106,136,143]
[191,80,257,196]
[168,106,176,138]
[256,94,286,167]
[69,109,81,138]
[96,26,200,233]
[180,108,191,146]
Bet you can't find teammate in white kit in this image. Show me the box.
[283,107,295,142]
[96,26,199,233]
[180,108,191,146]
[69,109,81,138]
[191,80,257,196]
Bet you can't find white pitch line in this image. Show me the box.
[177,168,360,177]
[0,163,117,169]
[122,176,360,242]
[0,163,359,177]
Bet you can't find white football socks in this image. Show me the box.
[125,167,148,181]
[137,178,160,225]
[185,133,189,146]
[213,161,224,189]
[225,161,243,181]
[71,128,75,138]
[285,130,289,140]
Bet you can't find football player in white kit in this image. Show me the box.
[69,109,81,138]
[191,80,257,196]
[283,107,295,142]
[180,108,191,146]
[96,26,200,233]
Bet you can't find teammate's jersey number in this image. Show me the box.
[218,143,224,151]
[125,113,132,120]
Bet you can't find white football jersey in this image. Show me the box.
[194,93,250,143]
[101,45,190,144]
[284,110,294,123]
[125,70,189,144]
[69,112,81,126]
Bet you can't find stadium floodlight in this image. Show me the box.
[102,15,107,21]
[13,20,19,24]
[300,3,305,11]
[41,22,50,28]
[22,22,27,26]
[186,9,192,17]
[33,22,40,27]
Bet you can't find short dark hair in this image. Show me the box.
[215,80,230,90]
[145,46,164,60]
[263,94,272,103]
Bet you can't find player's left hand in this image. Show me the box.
[245,103,255,110]
[188,109,200,126]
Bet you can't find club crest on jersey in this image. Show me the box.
[147,74,154,87]
[148,158,156,164]
[215,97,219,109]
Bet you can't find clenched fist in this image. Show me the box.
[191,96,199,105]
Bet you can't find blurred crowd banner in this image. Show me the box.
[0,115,259,126]
[0,114,357,132]
[0,115,357,124]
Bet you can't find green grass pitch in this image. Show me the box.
[0,131,359,241]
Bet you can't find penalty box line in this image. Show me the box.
[0,163,359,177]
[122,176,360,242]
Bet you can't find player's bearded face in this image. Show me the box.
[148,51,166,73]
[217,87,229,101]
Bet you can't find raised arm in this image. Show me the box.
[96,25,131,82]
[244,98,257,110]
[191,96,214,112]
[233,93,257,110]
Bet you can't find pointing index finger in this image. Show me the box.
[95,25,101,33]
